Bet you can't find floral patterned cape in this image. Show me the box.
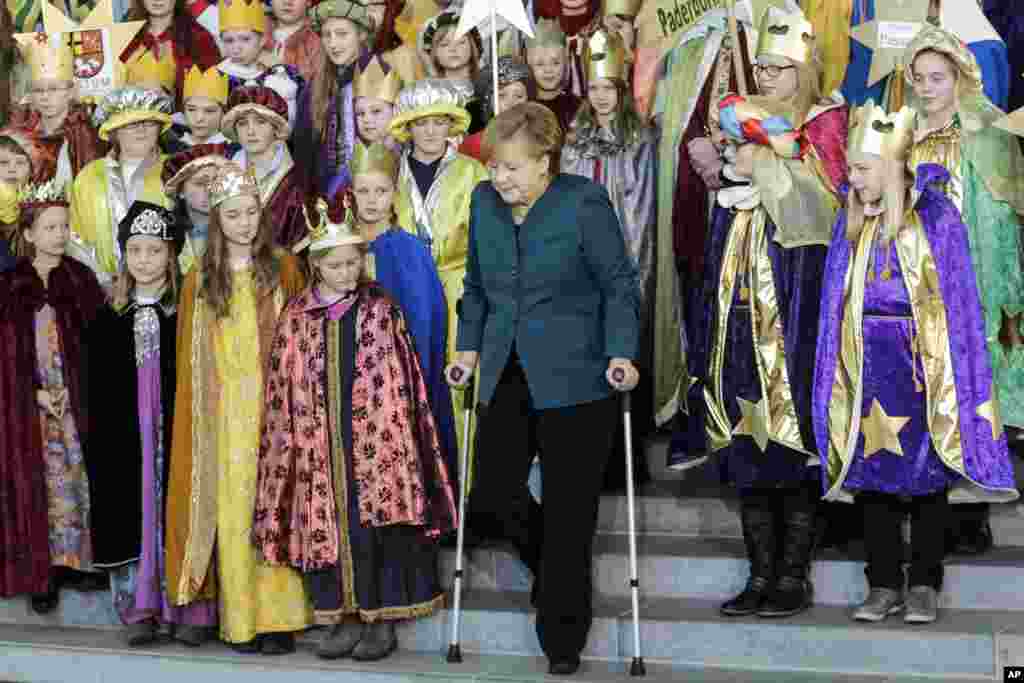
[253,282,457,571]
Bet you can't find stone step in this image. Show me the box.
[0,623,1001,683]
[596,480,1024,547]
[1,592,1016,680]
[441,534,1024,611]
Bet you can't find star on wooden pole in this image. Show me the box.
[455,0,534,117]
[996,107,1024,138]
[860,398,910,458]
[976,386,1004,442]
[850,0,930,87]
[734,396,770,452]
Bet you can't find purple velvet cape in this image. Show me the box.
[812,164,1017,498]
[668,204,827,489]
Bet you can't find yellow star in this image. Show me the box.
[861,398,911,458]
[996,107,1024,139]
[734,396,770,452]
[977,388,1004,441]
[850,0,930,86]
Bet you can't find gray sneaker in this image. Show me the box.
[853,588,904,622]
[904,586,938,624]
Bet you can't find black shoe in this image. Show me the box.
[29,587,60,614]
[125,622,159,647]
[260,632,296,655]
[757,577,813,618]
[548,654,581,675]
[951,520,994,555]
[173,625,209,647]
[229,638,260,654]
[62,569,108,592]
[720,576,770,616]
[351,622,397,662]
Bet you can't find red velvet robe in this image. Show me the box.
[8,104,108,183]
[120,12,222,108]
[671,26,755,279]
[0,257,105,597]
[266,167,313,250]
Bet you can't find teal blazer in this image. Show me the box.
[457,173,640,410]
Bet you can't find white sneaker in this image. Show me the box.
[853,588,904,622]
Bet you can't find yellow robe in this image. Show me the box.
[395,148,489,457]
[69,154,171,281]
[166,253,311,643]
[802,0,853,96]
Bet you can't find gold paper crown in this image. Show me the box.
[756,10,815,65]
[354,56,403,104]
[603,0,641,18]
[847,100,916,161]
[184,65,229,105]
[294,197,366,253]
[219,0,267,34]
[351,142,398,179]
[124,49,176,91]
[208,161,259,208]
[15,33,74,83]
[584,29,628,82]
[526,18,566,49]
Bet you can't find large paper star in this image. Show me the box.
[861,398,910,458]
[734,395,770,452]
[977,386,1004,442]
[42,0,144,64]
[454,0,534,42]
[995,106,1024,138]
[937,0,1001,46]
[850,0,929,87]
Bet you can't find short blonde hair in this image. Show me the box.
[482,101,563,173]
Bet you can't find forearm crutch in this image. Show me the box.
[614,368,646,676]
[447,373,475,664]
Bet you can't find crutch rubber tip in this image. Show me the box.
[446,644,463,663]
[630,657,646,677]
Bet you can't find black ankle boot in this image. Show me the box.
[721,495,776,617]
[759,506,816,618]
[721,576,770,616]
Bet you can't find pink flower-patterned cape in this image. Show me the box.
[253,283,457,571]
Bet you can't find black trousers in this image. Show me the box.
[467,353,617,660]
[859,491,949,591]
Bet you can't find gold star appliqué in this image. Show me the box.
[861,398,911,458]
[734,396,770,453]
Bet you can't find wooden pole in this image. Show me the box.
[728,0,749,95]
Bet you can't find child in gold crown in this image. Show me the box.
[0,180,107,613]
[165,160,311,654]
[253,180,456,662]
[9,32,106,187]
[814,101,1018,625]
[215,0,304,128]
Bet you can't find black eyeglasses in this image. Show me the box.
[754,64,796,79]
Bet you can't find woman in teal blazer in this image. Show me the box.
[447,103,640,676]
